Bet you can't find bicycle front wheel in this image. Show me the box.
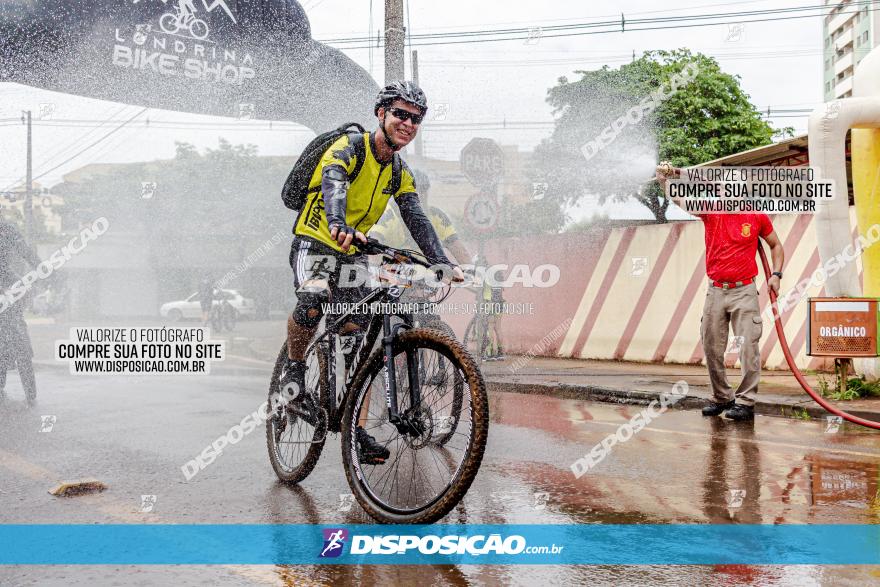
[341,327,488,524]
[189,18,209,40]
[210,305,223,333]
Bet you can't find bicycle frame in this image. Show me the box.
[306,283,424,436]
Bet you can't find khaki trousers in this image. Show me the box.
[700,283,762,406]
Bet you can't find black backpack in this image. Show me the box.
[281,122,403,212]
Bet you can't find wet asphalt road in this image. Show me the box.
[2,365,880,586]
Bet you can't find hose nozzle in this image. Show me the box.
[656,161,674,176]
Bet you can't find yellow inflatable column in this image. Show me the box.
[851,128,880,297]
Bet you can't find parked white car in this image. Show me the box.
[160,289,256,322]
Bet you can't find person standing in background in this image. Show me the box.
[370,168,473,266]
[198,276,215,326]
[657,164,784,421]
[0,215,41,404]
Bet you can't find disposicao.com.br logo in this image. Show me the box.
[319,530,563,558]
[319,528,348,558]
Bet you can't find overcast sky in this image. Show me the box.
[0,0,822,211]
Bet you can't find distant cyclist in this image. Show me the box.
[477,253,505,360]
[370,169,473,266]
[281,81,464,464]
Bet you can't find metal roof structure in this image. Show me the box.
[696,134,853,203]
[697,135,811,167]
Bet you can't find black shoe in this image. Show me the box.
[724,403,755,421]
[702,400,735,417]
[356,426,390,465]
[278,359,324,426]
[277,360,306,404]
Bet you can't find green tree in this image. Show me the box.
[54,139,292,239]
[52,139,295,286]
[533,49,789,223]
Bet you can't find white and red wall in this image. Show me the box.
[450,210,864,371]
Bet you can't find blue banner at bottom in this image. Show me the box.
[0,524,878,565]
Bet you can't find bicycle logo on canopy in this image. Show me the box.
[133,0,238,42]
[116,0,256,86]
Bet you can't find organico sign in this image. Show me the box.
[0,0,377,130]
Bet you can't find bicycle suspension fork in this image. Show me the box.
[382,314,422,436]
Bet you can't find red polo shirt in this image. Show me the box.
[700,213,773,282]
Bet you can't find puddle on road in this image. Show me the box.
[484,389,880,526]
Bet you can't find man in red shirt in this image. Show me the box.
[658,165,785,421]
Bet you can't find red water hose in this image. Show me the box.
[758,243,880,429]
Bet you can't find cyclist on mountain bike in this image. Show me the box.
[280,81,464,464]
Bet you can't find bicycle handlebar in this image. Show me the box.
[360,237,464,293]
[359,237,433,269]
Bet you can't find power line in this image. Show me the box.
[420,49,822,68]
[1,108,148,191]
[0,105,132,190]
[332,13,820,49]
[27,105,132,175]
[326,0,795,38]
[0,110,819,130]
[0,118,551,131]
[316,1,877,48]
[0,119,311,130]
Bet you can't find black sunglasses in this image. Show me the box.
[387,107,425,125]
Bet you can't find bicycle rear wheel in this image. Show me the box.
[159,13,180,34]
[266,342,328,484]
[341,327,488,524]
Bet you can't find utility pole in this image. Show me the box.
[22,110,33,243]
[411,49,424,158]
[384,0,405,84]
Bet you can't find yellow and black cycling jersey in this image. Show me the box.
[370,203,458,250]
[294,132,417,254]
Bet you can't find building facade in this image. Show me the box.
[824,0,878,101]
